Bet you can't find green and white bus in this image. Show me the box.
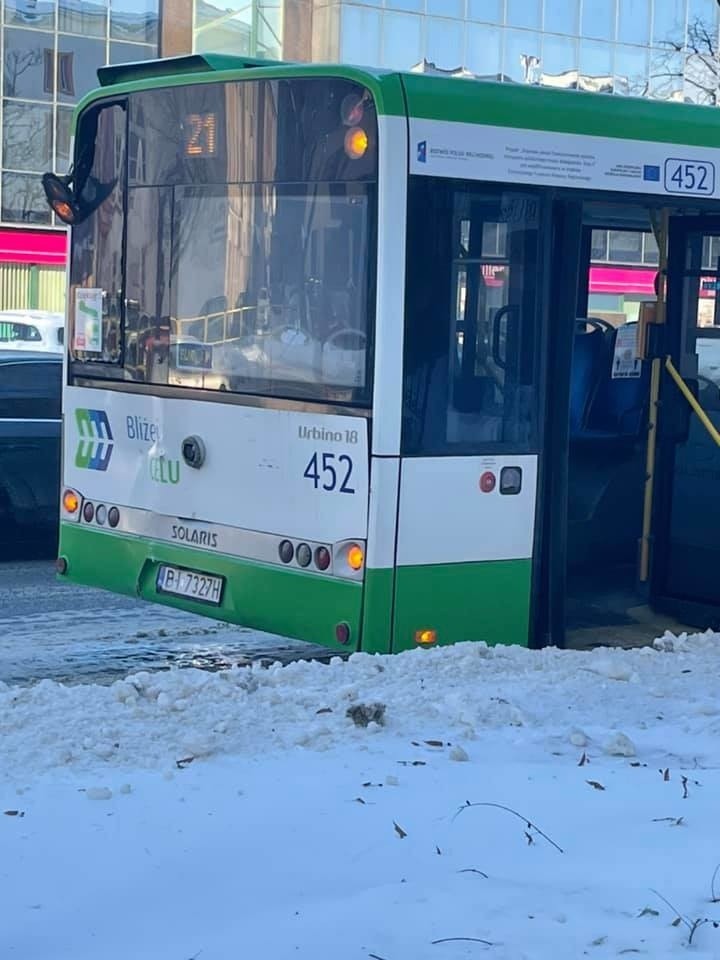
[45,53,720,653]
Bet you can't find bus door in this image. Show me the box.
[651,215,720,624]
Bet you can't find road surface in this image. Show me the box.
[0,560,334,685]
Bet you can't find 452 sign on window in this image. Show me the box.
[664,159,715,196]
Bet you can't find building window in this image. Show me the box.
[58,0,108,37]
[1,172,52,224]
[4,0,56,31]
[2,101,53,171]
[57,52,75,96]
[4,29,53,100]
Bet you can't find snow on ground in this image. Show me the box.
[2,632,720,959]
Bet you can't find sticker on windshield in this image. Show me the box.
[74,288,103,353]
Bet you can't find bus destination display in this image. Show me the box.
[183,112,217,158]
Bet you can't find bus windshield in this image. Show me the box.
[69,77,378,405]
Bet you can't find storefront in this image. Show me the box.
[0,228,67,313]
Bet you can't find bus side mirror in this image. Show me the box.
[42,173,80,225]
[42,172,116,226]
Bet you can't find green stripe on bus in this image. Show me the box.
[401,73,720,148]
[361,567,394,655]
[59,523,364,653]
[392,558,532,651]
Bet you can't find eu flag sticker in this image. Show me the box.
[643,164,661,181]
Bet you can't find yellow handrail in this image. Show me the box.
[665,355,720,448]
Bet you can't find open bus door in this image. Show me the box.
[650,215,720,627]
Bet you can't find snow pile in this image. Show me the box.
[2,634,720,778]
[3,633,720,959]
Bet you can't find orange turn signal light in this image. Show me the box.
[344,126,368,160]
[347,544,364,571]
[62,489,79,513]
[415,629,437,646]
[53,200,75,222]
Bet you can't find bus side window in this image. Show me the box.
[402,179,541,455]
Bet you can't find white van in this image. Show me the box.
[0,310,64,355]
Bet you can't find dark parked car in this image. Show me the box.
[0,351,62,557]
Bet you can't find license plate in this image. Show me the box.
[156,565,224,605]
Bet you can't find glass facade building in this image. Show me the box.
[194,0,282,59]
[0,0,159,227]
[312,0,720,105]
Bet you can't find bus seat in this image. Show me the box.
[569,321,606,438]
[579,325,649,443]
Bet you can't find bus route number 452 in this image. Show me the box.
[664,158,715,195]
[303,452,355,494]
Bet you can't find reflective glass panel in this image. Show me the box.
[110,0,158,43]
[2,101,52,170]
[257,5,281,56]
[506,0,541,30]
[504,28,542,82]
[618,0,650,44]
[649,48,684,100]
[542,35,579,78]
[615,43,649,95]
[340,6,382,66]
[544,0,579,34]
[425,16,464,69]
[582,0,617,40]
[684,51,719,104]
[55,104,74,171]
[652,0,687,45]
[1,172,51,223]
[3,29,54,100]
[58,0,107,36]
[466,22,502,76]
[467,0,503,22]
[386,0,422,10]
[109,41,156,63]
[579,38,614,79]
[195,16,252,54]
[56,36,106,103]
[382,11,422,68]
[688,0,717,29]
[4,0,55,30]
[427,0,463,16]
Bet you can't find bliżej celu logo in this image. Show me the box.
[75,409,114,471]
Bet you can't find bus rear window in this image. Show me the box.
[70,77,377,406]
[124,181,372,403]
